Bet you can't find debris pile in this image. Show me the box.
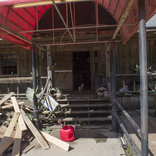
[0,92,70,155]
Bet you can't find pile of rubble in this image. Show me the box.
[0,92,70,155]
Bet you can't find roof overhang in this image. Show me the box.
[0,0,156,50]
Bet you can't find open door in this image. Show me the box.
[73,52,91,90]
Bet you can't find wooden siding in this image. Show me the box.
[54,52,73,90]
[0,39,156,93]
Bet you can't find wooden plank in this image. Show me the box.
[11,97,27,131]
[20,109,49,150]
[46,110,112,114]
[22,144,35,154]
[0,132,15,155]
[49,117,111,122]
[40,131,70,151]
[0,92,14,106]
[11,97,20,112]
[0,102,24,109]
[12,123,22,156]
[60,103,112,107]
[0,125,7,138]
[1,112,19,142]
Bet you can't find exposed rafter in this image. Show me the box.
[69,3,76,42]
[52,0,75,43]
[0,24,48,52]
[112,0,136,39]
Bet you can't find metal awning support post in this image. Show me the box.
[138,0,148,156]
[111,39,118,132]
[32,44,40,129]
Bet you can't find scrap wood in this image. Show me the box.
[1,112,19,142]
[21,143,35,154]
[0,132,15,155]
[0,125,7,138]
[40,131,70,151]
[11,97,27,131]
[4,102,12,105]
[24,107,33,113]
[20,109,49,150]
[0,102,24,109]
[12,123,22,156]
[0,92,14,106]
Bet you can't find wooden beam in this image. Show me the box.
[52,0,75,43]
[0,24,48,52]
[0,113,19,155]
[112,0,136,39]
[20,109,49,150]
[0,102,24,109]
[105,42,110,90]
[1,112,19,142]
[40,131,70,151]
[11,97,27,131]
[0,92,14,106]
[0,132,15,155]
[12,123,22,156]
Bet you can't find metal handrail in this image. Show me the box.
[108,81,141,156]
[114,99,141,135]
[114,112,141,156]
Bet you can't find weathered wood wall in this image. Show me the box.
[0,39,156,93]
[54,51,73,90]
[115,40,156,89]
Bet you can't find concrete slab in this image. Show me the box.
[21,129,125,156]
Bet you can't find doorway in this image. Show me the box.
[73,52,91,90]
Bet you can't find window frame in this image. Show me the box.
[0,51,19,77]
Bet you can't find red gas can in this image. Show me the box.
[60,125,74,142]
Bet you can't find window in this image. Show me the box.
[1,53,17,75]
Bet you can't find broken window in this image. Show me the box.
[1,53,17,75]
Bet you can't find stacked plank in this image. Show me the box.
[0,93,70,155]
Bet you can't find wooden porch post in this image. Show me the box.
[105,43,110,90]
[32,44,40,129]
[47,46,53,88]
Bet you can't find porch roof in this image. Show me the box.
[0,0,156,50]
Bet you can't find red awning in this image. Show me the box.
[0,0,156,50]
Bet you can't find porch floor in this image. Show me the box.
[62,90,98,99]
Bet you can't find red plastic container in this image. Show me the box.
[60,125,75,142]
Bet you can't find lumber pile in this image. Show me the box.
[0,93,70,155]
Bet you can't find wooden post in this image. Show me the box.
[17,84,19,98]
[90,51,95,91]
[7,84,10,93]
[47,46,53,90]
[105,43,110,90]
[32,44,40,129]
[51,47,55,87]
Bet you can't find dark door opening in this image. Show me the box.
[73,52,91,90]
